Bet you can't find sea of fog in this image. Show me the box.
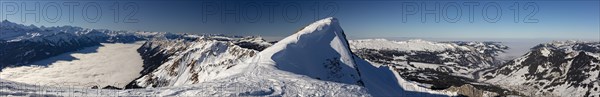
[0,42,145,88]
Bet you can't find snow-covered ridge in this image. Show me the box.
[532,40,600,54]
[350,39,472,52]
[482,41,600,97]
[350,39,508,74]
[129,37,259,88]
[350,39,508,54]
[257,17,362,84]
[350,38,519,96]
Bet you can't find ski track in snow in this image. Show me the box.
[0,42,145,88]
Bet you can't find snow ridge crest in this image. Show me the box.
[258,17,361,85]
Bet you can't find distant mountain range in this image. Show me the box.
[0,20,180,68]
[482,41,600,96]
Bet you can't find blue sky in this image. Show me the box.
[1,0,598,40]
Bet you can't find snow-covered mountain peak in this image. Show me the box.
[0,20,19,26]
[405,39,430,42]
[538,40,595,48]
[296,17,340,34]
[1,20,17,26]
[482,41,600,96]
[530,41,600,56]
[257,17,361,84]
[252,17,451,96]
[0,20,42,31]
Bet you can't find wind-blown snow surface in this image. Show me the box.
[0,17,454,96]
[258,17,361,84]
[0,42,144,88]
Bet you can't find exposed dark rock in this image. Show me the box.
[102,85,122,90]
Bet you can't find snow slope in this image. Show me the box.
[0,42,144,88]
[254,17,452,96]
[257,17,361,84]
[130,38,259,87]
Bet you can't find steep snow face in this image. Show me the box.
[254,17,452,96]
[0,42,144,88]
[130,37,259,88]
[353,55,456,96]
[482,41,600,97]
[257,17,361,84]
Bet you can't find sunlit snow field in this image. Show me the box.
[0,42,144,88]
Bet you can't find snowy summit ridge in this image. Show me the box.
[254,17,452,96]
[258,17,362,84]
